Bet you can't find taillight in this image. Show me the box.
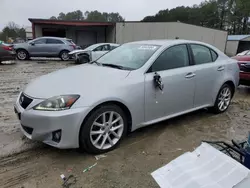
[2,45,13,51]
[69,44,76,50]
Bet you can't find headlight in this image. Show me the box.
[33,95,80,111]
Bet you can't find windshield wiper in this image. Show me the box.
[101,63,125,70]
[89,60,100,66]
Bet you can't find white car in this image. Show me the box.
[69,43,120,64]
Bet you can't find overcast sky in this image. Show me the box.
[0,0,203,29]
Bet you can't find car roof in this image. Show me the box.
[127,39,213,47]
[37,36,70,40]
[96,43,120,46]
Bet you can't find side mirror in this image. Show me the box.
[30,42,35,46]
[154,72,164,91]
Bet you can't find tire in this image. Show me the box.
[79,104,128,154]
[59,50,69,61]
[17,49,29,60]
[76,54,89,64]
[210,84,233,114]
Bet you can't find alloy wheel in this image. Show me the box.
[218,87,231,111]
[61,52,69,61]
[17,51,26,60]
[90,111,124,150]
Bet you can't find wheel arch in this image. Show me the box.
[78,100,132,146]
[212,79,236,106]
[59,49,70,55]
[223,80,236,97]
[16,48,29,54]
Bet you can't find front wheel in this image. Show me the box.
[17,50,29,60]
[211,84,232,114]
[79,105,127,154]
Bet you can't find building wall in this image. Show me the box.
[106,26,116,43]
[25,27,33,40]
[34,24,43,37]
[225,41,239,56]
[33,24,107,46]
[115,22,228,52]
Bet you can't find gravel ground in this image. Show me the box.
[1,60,250,188]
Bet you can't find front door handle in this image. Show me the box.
[185,72,196,78]
[217,66,225,71]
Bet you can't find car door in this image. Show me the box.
[189,44,222,108]
[28,38,47,56]
[91,44,110,61]
[46,38,64,56]
[144,44,196,122]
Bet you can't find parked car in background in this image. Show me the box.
[14,37,77,61]
[68,43,120,64]
[232,54,250,86]
[14,40,239,154]
[0,43,16,64]
[236,50,250,56]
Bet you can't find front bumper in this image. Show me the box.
[14,93,90,149]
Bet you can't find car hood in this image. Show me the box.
[68,49,89,55]
[24,64,130,99]
[232,55,250,61]
[13,42,28,48]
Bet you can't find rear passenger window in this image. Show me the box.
[211,50,218,62]
[191,44,213,65]
[47,39,64,44]
[151,44,189,72]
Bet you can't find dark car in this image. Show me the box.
[0,43,16,64]
[232,55,250,86]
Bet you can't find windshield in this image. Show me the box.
[97,44,160,70]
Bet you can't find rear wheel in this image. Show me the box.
[79,105,127,154]
[211,84,232,114]
[59,50,69,61]
[17,49,29,60]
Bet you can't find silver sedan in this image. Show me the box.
[14,40,239,154]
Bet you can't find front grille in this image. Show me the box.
[21,125,33,135]
[19,93,33,109]
[239,63,250,72]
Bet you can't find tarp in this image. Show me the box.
[152,143,250,188]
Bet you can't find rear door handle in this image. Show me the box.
[217,66,225,71]
[185,72,196,78]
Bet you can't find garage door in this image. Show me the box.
[76,31,97,48]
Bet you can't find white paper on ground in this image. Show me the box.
[151,143,250,188]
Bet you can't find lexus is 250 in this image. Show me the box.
[14,40,239,154]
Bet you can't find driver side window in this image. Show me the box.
[150,44,190,72]
[94,45,110,51]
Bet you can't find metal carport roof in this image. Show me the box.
[228,35,250,41]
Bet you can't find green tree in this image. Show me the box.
[0,22,26,42]
[50,10,124,22]
[141,0,250,35]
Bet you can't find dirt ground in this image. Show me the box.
[1,60,250,188]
